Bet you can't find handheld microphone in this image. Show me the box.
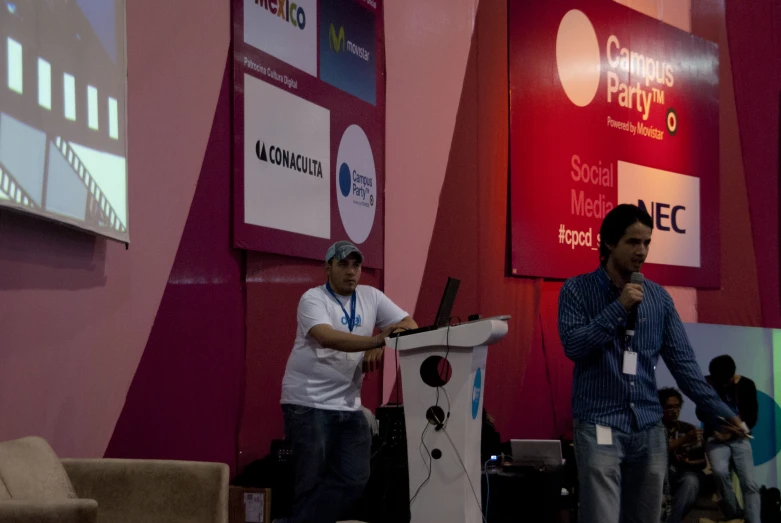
[625,272,644,342]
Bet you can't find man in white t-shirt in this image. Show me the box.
[281,240,418,523]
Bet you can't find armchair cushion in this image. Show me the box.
[0,437,77,500]
[0,499,98,523]
[63,458,229,523]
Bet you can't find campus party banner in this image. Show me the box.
[509,0,719,287]
[233,0,385,266]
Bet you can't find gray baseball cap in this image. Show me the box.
[325,241,364,263]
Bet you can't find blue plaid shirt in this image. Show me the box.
[558,267,735,433]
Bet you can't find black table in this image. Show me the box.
[482,465,571,523]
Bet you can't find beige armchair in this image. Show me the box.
[0,436,228,523]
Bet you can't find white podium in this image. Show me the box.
[386,318,508,523]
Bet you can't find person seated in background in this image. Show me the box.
[697,355,760,523]
[659,387,706,523]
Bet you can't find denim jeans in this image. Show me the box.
[667,468,705,523]
[282,404,371,523]
[574,421,667,523]
[706,438,760,523]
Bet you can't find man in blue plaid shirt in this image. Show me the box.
[558,204,747,523]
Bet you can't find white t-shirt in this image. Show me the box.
[280,284,408,411]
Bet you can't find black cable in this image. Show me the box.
[409,423,433,506]
[441,386,452,416]
[435,316,487,522]
[411,320,455,506]
[442,426,488,523]
[434,319,457,420]
[370,427,388,461]
[442,315,461,374]
[394,331,402,406]
[484,458,493,522]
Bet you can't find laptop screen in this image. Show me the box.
[434,277,460,327]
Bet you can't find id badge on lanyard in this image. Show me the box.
[623,329,637,375]
[623,350,638,375]
[326,282,357,332]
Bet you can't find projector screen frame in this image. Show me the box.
[0,0,130,245]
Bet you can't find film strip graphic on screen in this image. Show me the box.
[0,1,127,241]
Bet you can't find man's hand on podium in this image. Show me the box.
[363,348,384,373]
[372,323,402,350]
[364,323,410,372]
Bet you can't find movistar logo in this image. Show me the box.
[254,0,307,30]
[256,141,323,178]
[329,24,345,52]
[328,23,370,62]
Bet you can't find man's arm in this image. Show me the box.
[741,378,758,429]
[558,279,629,361]
[309,323,400,353]
[669,428,702,452]
[298,290,400,353]
[695,405,709,423]
[394,315,418,331]
[361,290,418,371]
[659,293,738,422]
[362,316,418,372]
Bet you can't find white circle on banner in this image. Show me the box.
[556,9,601,107]
[336,125,376,244]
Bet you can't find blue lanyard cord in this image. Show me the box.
[325,282,357,332]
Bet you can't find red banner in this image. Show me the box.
[509,0,719,287]
[232,0,385,268]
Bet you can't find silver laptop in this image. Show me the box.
[510,439,563,468]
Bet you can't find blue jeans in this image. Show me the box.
[282,405,371,523]
[667,468,705,523]
[706,438,760,523]
[574,421,667,523]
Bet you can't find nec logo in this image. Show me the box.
[618,161,700,268]
[254,0,307,30]
[638,200,686,234]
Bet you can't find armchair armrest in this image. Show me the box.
[0,499,98,523]
[62,459,228,523]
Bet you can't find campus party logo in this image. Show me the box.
[336,125,377,244]
[472,368,482,420]
[256,141,323,178]
[554,9,680,136]
[338,162,373,203]
[253,0,307,30]
[329,24,370,62]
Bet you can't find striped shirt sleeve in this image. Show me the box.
[659,291,736,420]
[558,278,629,362]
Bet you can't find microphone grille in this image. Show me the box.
[631,272,645,284]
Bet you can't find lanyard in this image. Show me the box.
[326,282,357,332]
